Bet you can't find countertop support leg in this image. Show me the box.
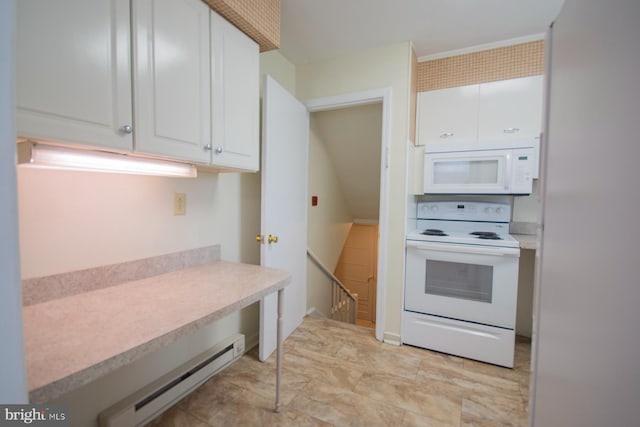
[275,287,284,412]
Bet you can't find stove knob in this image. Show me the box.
[484,207,494,214]
[496,207,504,215]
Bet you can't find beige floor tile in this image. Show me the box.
[282,345,366,391]
[335,338,422,381]
[288,391,405,427]
[461,391,528,427]
[354,372,462,426]
[147,405,209,427]
[402,408,461,427]
[152,316,532,427]
[418,359,522,398]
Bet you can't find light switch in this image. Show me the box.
[173,193,186,215]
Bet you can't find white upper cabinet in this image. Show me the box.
[416,84,479,146]
[16,0,133,151]
[416,76,544,146]
[132,0,212,163]
[17,0,260,172]
[210,11,260,171]
[478,75,544,141]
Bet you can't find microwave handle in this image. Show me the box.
[407,241,520,257]
[504,153,512,191]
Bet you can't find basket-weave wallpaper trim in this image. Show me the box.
[417,40,544,92]
[204,0,280,52]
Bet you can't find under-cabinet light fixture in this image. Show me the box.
[17,143,197,178]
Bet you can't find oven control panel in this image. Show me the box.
[417,201,511,222]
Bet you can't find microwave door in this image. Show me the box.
[424,152,507,194]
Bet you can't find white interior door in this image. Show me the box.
[259,75,309,361]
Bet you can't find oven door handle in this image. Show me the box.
[406,241,520,257]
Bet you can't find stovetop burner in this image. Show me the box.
[471,231,502,240]
[408,202,519,249]
[422,229,448,236]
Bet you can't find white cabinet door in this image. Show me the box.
[16,0,133,151]
[478,75,544,141]
[133,0,211,163]
[416,84,479,146]
[210,11,260,171]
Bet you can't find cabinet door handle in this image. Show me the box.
[215,146,223,154]
[121,125,133,134]
[440,132,454,138]
[503,127,520,133]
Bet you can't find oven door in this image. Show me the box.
[405,240,519,329]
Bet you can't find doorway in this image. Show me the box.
[305,88,391,342]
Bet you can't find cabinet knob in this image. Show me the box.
[268,234,279,244]
[215,146,223,154]
[503,127,520,133]
[256,235,264,244]
[440,132,454,138]
[204,144,212,151]
[121,124,133,134]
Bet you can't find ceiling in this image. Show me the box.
[280,0,565,64]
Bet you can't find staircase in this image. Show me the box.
[307,249,358,324]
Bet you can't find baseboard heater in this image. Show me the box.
[99,333,245,427]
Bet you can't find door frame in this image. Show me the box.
[305,87,391,342]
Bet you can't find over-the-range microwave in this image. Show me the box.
[423,140,535,195]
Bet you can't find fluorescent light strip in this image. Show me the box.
[22,144,197,178]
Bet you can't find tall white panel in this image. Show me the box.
[1,0,28,403]
[532,1,640,426]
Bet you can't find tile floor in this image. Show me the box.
[150,316,531,427]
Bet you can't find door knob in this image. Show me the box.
[256,235,264,244]
[268,234,279,244]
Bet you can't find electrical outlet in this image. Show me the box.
[173,193,186,215]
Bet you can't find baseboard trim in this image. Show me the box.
[383,332,401,346]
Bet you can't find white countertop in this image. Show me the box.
[512,234,538,250]
[23,261,291,403]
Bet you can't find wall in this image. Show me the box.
[417,40,544,91]
[311,104,382,221]
[259,50,296,94]
[297,42,413,342]
[306,116,354,316]
[0,0,28,404]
